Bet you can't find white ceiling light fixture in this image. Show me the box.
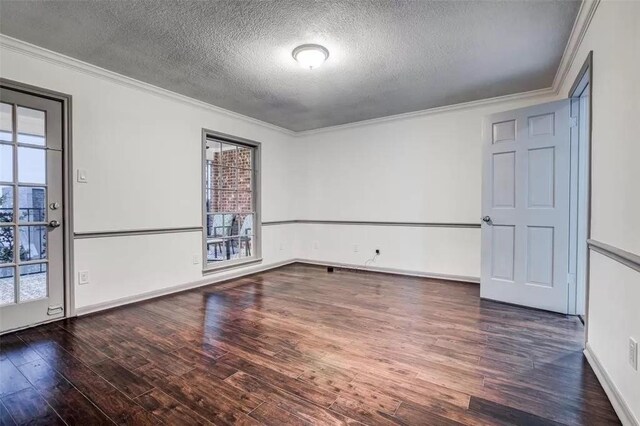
[292,44,329,70]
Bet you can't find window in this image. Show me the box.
[202,130,260,271]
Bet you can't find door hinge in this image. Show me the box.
[47,305,64,316]
[570,117,578,128]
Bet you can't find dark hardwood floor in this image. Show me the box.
[0,263,619,425]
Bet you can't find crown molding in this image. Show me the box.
[0,35,296,137]
[551,0,600,94]
[0,0,599,137]
[294,87,556,136]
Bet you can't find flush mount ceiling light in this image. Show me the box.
[292,44,329,70]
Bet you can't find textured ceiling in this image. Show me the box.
[0,1,580,132]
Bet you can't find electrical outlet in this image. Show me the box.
[629,337,638,370]
[313,241,319,250]
[353,244,359,253]
[279,243,284,251]
[192,255,199,265]
[78,270,89,285]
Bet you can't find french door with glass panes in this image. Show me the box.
[0,87,65,333]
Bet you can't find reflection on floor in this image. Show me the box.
[0,263,619,425]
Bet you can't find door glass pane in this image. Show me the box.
[0,186,13,222]
[227,238,240,260]
[240,236,253,259]
[0,144,12,182]
[0,103,12,142]
[19,226,47,261]
[238,168,251,192]
[238,213,254,236]
[207,214,224,237]
[224,214,236,236]
[237,145,252,170]
[0,226,14,264]
[208,238,241,262]
[220,167,236,190]
[0,266,15,305]
[220,143,238,167]
[205,191,220,214]
[18,187,46,222]
[219,191,237,212]
[205,191,214,214]
[206,162,220,192]
[19,263,47,302]
[211,165,221,192]
[18,147,46,184]
[17,107,45,146]
[238,192,252,212]
[206,139,222,164]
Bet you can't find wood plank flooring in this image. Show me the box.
[0,263,619,425]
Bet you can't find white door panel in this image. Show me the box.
[481,100,570,313]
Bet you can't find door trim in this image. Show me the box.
[0,78,75,322]
[568,51,593,344]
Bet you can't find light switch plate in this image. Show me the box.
[78,270,89,285]
[77,169,88,183]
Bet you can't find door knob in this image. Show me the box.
[482,216,492,223]
[49,220,61,228]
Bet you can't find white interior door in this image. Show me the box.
[481,100,571,313]
[0,87,65,333]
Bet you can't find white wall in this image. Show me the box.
[295,94,555,279]
[559,1,640,422]
[0,41,298,311]
[297,224,481,281]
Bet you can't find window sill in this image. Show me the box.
[202,257,263,275]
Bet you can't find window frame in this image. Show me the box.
[201,129,261,273]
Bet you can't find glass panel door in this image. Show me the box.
[0,87,65,333]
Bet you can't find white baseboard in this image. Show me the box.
[584,342,638,426]
[293,258,480,284]
[74,259,296,316]
[74,258,479,317]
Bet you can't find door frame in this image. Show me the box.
[567,52,593,340]
[0,78,75,328]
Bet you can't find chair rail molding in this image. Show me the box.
[262,220,480,228]
[587,239,640,274]
[74,226,203,239]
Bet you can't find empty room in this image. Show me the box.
[0,0,638,424]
